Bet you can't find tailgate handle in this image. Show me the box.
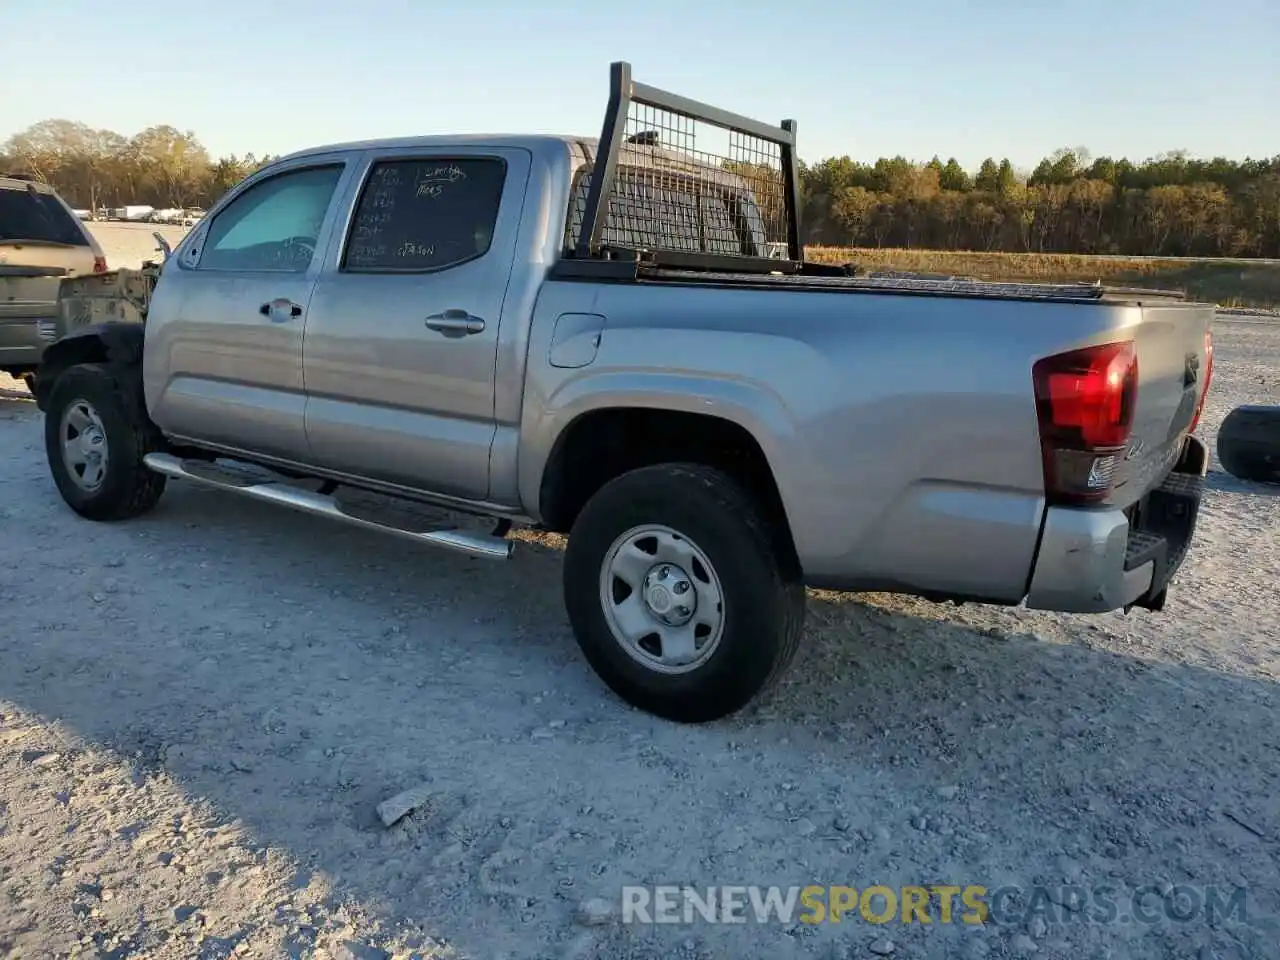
[1183,351,1200,387]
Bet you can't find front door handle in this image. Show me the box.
[260,298,303,322]
[425,308,485,335]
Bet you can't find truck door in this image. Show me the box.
[302,147,530,501]
[143,156,351,462]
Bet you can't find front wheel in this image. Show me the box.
[44,362,167,521]
[563,463,805,723]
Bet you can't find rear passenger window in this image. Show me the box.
[343,158,506,273]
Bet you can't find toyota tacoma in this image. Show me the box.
[33,63,1215,722]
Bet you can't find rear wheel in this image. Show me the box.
[44,362,167,521]
[562,463,805,723]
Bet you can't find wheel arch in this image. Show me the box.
[34,323,146,412]
[530,385,802,566]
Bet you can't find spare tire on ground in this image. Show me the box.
[1216,404,1280,484]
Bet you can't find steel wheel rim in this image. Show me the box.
[598,523,726,675]
[60,398,110,493]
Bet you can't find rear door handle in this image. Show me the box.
[425,308,485,335]
[260,298,303,321]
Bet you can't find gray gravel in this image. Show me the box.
[0,317,1278,959]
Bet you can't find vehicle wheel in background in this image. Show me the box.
[44,362,167,520]
[562,462,805,723]
[22,373,36,395]
[1216,404,1280,484]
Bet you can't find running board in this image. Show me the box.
[142,453,513,560]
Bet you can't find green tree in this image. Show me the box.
[974,158,1001,192]
[940,158,971,192]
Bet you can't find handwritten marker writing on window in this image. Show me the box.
[397,241,435,258]
[415,164,468,199]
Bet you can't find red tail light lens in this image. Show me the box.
[93,256,108,273]
[1188,328,1213,434]
[1033,340,1137,505]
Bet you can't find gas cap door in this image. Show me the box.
[548,312,606,369]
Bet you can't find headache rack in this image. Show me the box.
[563,62,807,277]
[554,64,1195,304]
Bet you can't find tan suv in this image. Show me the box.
[1,174,107,386]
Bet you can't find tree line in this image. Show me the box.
[798,150,1280,258]
[4,119,1278,258]
[0,120,273,216]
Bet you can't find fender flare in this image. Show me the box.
[520,370,809,527]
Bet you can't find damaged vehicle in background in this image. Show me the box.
[1,173,108,389]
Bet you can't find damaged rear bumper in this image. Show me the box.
[1025,434,1208,614]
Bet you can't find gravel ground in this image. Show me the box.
[1,229,1278,958]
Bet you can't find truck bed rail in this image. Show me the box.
[547,258,1193,304]
[641,268,1190,302]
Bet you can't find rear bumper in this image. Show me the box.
[1025,434,1208,613]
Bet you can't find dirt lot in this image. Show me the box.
[90,222,191,271]
[1,238,1278,958]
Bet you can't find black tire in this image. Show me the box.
[1216,404,1280,484]
[21,372,37,395]
[563,463,805,723]
[44,362,167,521]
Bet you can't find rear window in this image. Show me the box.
[0,186,88,246]
[566,168,765,257]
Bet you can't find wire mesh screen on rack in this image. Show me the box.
[565,98,790,261]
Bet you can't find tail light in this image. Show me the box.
[1033,340,1137,506]
[1188,328,1214,434]
[93,255,108,273]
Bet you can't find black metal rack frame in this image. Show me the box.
[568,61,805,276]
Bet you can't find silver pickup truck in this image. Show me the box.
[32,64,1215,723]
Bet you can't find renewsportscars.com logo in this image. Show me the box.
[621,884,1249,927]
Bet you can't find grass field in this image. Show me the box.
[806,247,1280,310]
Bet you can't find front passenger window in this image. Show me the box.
[200,164,344,273]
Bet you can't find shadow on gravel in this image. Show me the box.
[1207,469,1280,496]
[0,393,34,416]
[2,479,1277,959]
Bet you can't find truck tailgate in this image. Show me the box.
[0,266,65,323]
[1110,302,1214,507]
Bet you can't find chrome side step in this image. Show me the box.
[142,452,514,560]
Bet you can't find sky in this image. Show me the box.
[2,0,1277,173]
